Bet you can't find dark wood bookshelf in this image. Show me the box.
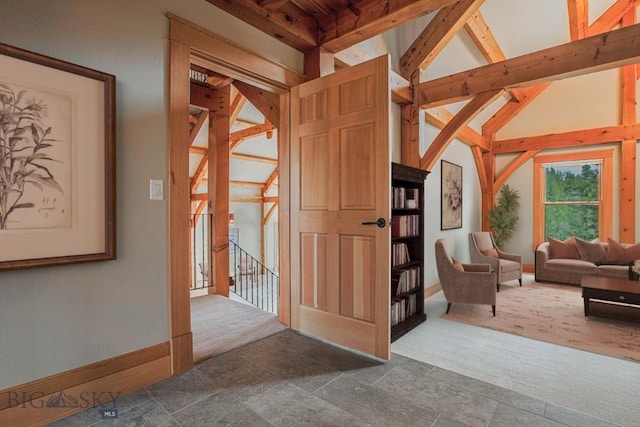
[391,162,429,342]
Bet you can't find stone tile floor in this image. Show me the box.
[50,329,619,426]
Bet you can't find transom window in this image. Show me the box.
[533,150,612,247]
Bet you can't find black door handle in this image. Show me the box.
[361,218,387,228]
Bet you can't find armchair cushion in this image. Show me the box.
[452,257,464,271]
[480,248,499,258]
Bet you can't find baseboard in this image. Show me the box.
[424,283,442,300]
[0,342,171,427]
[523,263,534,274]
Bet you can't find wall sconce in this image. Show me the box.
[229,212,235,224]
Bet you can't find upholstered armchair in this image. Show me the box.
[435,239,497,316]
[469,232,522,292]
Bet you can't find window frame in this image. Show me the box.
[533,150,613,248]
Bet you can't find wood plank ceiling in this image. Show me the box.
[203,0,639,241]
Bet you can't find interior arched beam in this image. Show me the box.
[493,150,540,194]
[420,90,502,171]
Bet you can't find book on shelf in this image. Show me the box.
[391,267,420,296]
[392,243,410,266]
[390,293,418,326]
[391,214,420,238]
[392,186,420,209]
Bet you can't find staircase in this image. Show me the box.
[190,214,279,315]
[229,240,279,315]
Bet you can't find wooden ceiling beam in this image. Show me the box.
[482,83,551,135]
[464,11,526,102]
[229,92,246,126]
[230,123,276,141]
[586,0,639,37]
[418,24,640,108]
[567,0,589,41]
[481,2,633,136]
[399,0,485,80]
[258,0,289,11]
[190,146,208,156]
[420,90,503,170]
[493,123,640,154]
[231,152,278,165]
[263,168,279,193]
[233,81,281,127]
[231,180,265,188]
[189,111,207,145]
[493,150,540,194]
[190,157,208,193]
[425,107,491,151]
[318,0,460,53]
[265,202,279,224]
[205,0,317,51]
[230,196,279,203]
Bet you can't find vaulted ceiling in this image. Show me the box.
[202,0,639,239]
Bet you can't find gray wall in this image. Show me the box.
[0,0,300,389]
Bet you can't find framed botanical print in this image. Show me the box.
[0,43,116,270]
[441,160,462,230]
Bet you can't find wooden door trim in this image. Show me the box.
[167,14,294,374]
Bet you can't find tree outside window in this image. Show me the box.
[533,150,612,247]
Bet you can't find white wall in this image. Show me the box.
[0,0,301,389]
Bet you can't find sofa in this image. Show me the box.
[535,237,639,285]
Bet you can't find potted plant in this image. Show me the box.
[489,184,520,249]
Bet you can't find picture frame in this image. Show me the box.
[441,160,462,230]
[0,43,116,270]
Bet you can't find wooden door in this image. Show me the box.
[290,55,391,359]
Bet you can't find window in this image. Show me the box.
[533,150,612,247]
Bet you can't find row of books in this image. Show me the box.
[391,215,420,238]
[392,186,420,209]
[391,294,417,327]
[391,267,420,296]
[392,243,411,266]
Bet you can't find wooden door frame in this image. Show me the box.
[167,14,303,374]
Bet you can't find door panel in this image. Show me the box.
[291,55,391,359]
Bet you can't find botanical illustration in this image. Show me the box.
[441,160,462,230]
[0,81,71,230]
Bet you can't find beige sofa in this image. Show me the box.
[535,241,629,285]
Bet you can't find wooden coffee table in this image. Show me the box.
[581,276,640,317]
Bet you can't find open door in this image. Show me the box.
[290,55,391,359]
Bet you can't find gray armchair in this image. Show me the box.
[469,232,522,292]
[435,239,497,316]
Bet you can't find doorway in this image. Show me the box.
[167,14,300,373]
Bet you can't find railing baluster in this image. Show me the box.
[227,240,278,314]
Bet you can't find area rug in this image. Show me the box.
[441,280,640,362]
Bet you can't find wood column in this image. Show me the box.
[168,39,193,374]
[481,150,495,232]
[212,86,231,297]
[620,8,637,242]
[400,72,421,168]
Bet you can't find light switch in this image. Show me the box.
[150,179,163,200]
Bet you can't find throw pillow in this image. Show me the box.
[480,248,499,258]
[451,257,464,271]
[605,238,640,263]
[548,236,580,259]
[575,237,606,264]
